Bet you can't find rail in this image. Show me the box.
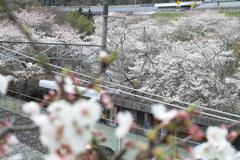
[1,43,240,125]
[0,92,198,158]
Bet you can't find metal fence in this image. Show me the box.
[0,92,196,159]
[0,94,47,117]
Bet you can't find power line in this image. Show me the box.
[1,46,240,122]
[1,53,240,124]
[1,93,200,146]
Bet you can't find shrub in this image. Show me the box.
[233,37,240,58]
[67,11,94,36]
[173,29,193,42]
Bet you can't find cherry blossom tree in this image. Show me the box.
[1,1,240,159]
[105,11,240,113]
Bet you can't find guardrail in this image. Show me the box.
[0,94,47,117]
[0,41,102,61]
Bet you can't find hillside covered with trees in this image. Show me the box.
[9,0,178,6]
[1,6,240,113]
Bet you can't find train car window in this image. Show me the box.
[137,111,145,136]
[100,109,107,124]
[109,106,117,127]
[144,113,153,130]
[106,109,111,126]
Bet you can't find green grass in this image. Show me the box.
[219,11,240,18]
[150,12,186,20]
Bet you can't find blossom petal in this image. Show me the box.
[22,101,40,115]
[0,74,11,95]
[115,111,133,138]
[151,104,177,122]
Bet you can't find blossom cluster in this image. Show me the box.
[194,127,240,160]
[1,72,240,160]
[21,73,134,159]
[105,11,240,112]
[23,98,102,159]
[1,7,240,160]
[0,128,20,160]
[2,8,240,112]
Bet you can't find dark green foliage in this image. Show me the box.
[9,0,172,6]
[86,9,93,20]
[224,60,238,78]
[78,6,83,14]
[66,11,94,35]
[7,0,40,8]
[77,7,93,20]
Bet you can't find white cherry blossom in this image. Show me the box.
[215,140,235,160]
[48,100,72,118]
[29,98,102,157]
[99,50,108,58]
[194,126,237,160]
[22,101,40,115]
[194,142,217,160]
[151,104,177,122]
[5,134,19,146]
[32,114,60,152]
[63,76,75,93]
[63,124,92,154]
[54,75,76,93]
[206,126,228,144]
[0,74,11,95]
[72,98,102,129]
[115,111,133,138]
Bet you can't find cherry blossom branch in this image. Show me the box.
[92,138,108,160]
[113,148,127,160]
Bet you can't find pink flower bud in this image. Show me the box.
[194,110,202,115]
[43,95,51,101]
[93,131,103,137]
[73,78,80,85]
[124,140,134,148]
[68,93,75,101]
[220,124,227,128]
[69,72,80,85]
[177,111,190,120]
[1,120,10,126]
[189,125,204,141]
[4,133,18,146]
[48,90,55,96]
[101,93,113,109]
[0,144,10,154]
[69,72,75,79]
[85,144,92,151]
[227,131,238,141]
[101,137,107,142]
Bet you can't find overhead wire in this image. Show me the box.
[0,45,240,122]
[0,93,200,146]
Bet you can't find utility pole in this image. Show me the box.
[102,1,108,51]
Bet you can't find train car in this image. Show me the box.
[39,79,205,145]
[39,79,155,132]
